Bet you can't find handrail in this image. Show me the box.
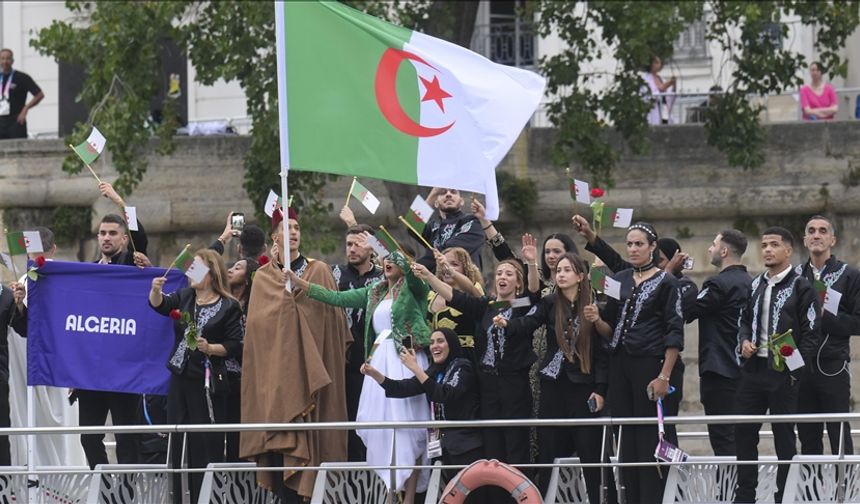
[2,411,857,435]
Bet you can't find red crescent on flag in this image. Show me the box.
[374,48,454,138]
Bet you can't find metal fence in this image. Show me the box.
[4,412,860,503]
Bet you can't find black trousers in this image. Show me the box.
[0,118,26,139]
[733,357,799,504]
[345,368,366,462]
[77,389,140,469]
[167,374,225,504]
[609,350,680,504]
[700,371,738,456]
[0,381,9,466]
[224,372,242,462]
[536,376,602,504]
[477,370,531,465]
[797,360,853,456]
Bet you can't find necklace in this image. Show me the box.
[196,291,220,305]
[633,260,656,279]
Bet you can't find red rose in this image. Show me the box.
[258,255,270,266]
[591,187,605,198]
[779,345,794,357]
[34,256,46,268]
[169,309,182,321]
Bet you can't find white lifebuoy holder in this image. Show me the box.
[438,458,543,503]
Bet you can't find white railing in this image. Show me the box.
[531,86,860,128]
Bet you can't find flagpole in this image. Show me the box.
[397,216,435,252]
[161,244,190,279]
[68,144,103,184]
[344,177,356,209]
[566,168,578,216]
[275,0,292,292]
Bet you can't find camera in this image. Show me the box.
[682,257,695,270]
[231,213,245,233]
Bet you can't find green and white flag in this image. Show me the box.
[404,195,434,235]
[591,268,621,300]
[275,1,545,220]
[72,126,106,165]
[350,179,381,214]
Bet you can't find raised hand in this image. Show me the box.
[470,198,486,221]
[492,314,508,328]
[521,233,537,263]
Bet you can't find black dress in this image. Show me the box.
[151,288,243,504]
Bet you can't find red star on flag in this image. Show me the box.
[419,75,452,112]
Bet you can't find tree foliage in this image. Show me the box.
[535,1,860,187]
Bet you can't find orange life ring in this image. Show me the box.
[438,458,543,503]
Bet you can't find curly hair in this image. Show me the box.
[440,247,483,288]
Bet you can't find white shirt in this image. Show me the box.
[757,264,793,357]
[372,298,394,334]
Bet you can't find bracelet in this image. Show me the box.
[482,222,493,230]
[486,233,505,247]
[528,262,538,268]
[657,374,670,382]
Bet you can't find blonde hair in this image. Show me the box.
[440,247,483,288]
[194,249,237,302]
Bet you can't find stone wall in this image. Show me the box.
[2,121,860,453]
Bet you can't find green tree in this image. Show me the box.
[535,1,860,186]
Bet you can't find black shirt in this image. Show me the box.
[796,256,860,363]
[686,264,752,378]
[506,294,609,396]
[332,262,383,371]
[585,235,698,314]
[448,290,538,374]
[738,267,821,372]
[601,270,685,357]
[419,210,484,271]
[0,70,40,119]
[151,288,243,380]
[382,357,482,456]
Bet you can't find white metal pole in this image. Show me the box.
[274,0,292,291]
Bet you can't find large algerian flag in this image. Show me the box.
[275,1,545,220]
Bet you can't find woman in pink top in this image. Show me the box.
[800,61,838,120]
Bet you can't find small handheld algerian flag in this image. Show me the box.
[366,233,391,258]
[610,208,634,228]
[173,248,210,284]
[72,126,107,165]
[124,206,139,232]
[591,268,621,300]
[23,231,43,254]
[6,232,26,256]
[366,329,393,361]
[264,190,282,218]
[488,297,532,310]
[813,279,827,306]
[377,226,402,256]
[823,287,842,316]
[277,1,545,220]
[772,330,804,371]
[350,179,381,214]
[404,195,434,235]
[570,179,591,205]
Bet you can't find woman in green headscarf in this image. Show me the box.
[287,245,432,504]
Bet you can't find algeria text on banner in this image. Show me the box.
[27,261,185,395]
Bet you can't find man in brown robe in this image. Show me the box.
[241,207,351,500]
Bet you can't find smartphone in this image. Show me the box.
[401,336,413,350]
[231,213,245,232]
[587,396,598,413]
[682,257,695,270]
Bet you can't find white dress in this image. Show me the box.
[356,298,431,491]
